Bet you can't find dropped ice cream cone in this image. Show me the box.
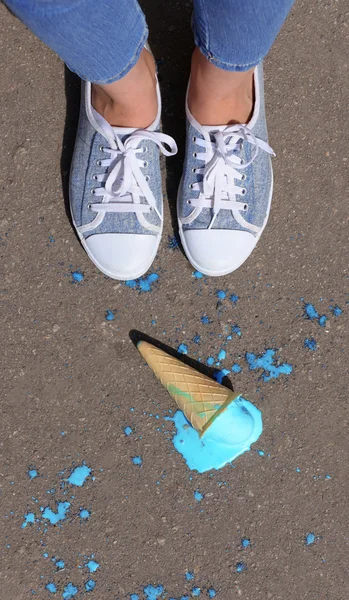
[138,341,240,437]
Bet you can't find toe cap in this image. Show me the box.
[182,229,257,276]
[84,233,159,280]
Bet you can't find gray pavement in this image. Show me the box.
[1,1,349,598]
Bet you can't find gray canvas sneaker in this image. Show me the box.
[177,63,275,277]
[69,79,177,280]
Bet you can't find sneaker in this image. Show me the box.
[69,79,177,280]
[177,63,275,277]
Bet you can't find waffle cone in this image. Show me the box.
[138,341,240,437]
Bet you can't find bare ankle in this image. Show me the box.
[91,49,158,128]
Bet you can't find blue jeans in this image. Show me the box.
[5,0,294,82]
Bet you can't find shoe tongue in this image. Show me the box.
[201,124,227,134]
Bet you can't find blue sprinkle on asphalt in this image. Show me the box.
[231,363,242,373]
[125,273,159,293]
[85,560,100,573]
[132,456,143,466]
[67,465,91,487]
[55,559,65,569]
[304,302,319,320]
[304,338,317,350]
[192,587,201,597]
[130,595,140,600]
[245,348,293,382]
[213,368,230,384]
[143,585,164,600]
[236,562,247,573]
[28,469,38,480]
[216,290,226,299]
[71,271,84,283]
[193,335,201,344]
[45,583,57,593]
[296,467,301,473]
[185,572,194,581]
[42,502,70,525]
[21,512,35,528]
[201,315,210,324]
[257,450,265,456]
[124,426,133,436]
[217,349,226,361]
[207,356,215,366]
[241,538,250,548]
[305,532,316,546]
[105,310,115,321]
[43,552,49,558]
[194,490,204,502]
[62,583,78,599]
[332,305,343,316]
[208,590,216,598]
[178,343,188,355]
[232,325,242,337]
[85,579,96,592]
[80,509,90,520]
[192,271,203,279]
[319,315,327,327]
[229,294,239,304]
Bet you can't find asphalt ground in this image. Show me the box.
[1,1,348,599]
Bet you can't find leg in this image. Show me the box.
[4,0,157,127]
[177,0,294,276]
[190,0,295,125]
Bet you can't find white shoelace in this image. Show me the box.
[89,129,177,233]
[185,125,275,231]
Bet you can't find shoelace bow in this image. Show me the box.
[189,124,274,230]
[90,128,177,226]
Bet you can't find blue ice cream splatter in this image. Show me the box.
[245,349,293,382]
[208,590,216,598]
[201,316,210,324]
[213,369,230,384]
[178,343,188,355]
[80,509,90,520]
[216,290,226,300]
[85,560,100,573]
[71,271,84,283]
[217,349,226,361]
[85,579,96,592]
[132,456,143,466]
[126,273,159,293]
[143,584,164,600]
[21,512,35,528]
[105,310,115,321]
[67,464,91,486]
[256,449,265,456]
[304,338,317,350]
[62,583,78,599]
[236,562,247,573]
[231,364,242,374]
[28,469,38,480]
[305,532,316,546]
[241,538,250,548]
[295,467,301,473]
[193,335,201,344]
[171,397,262,473]
[192,587,201,597]
[193,271,203,279]
[130,595,140,600]
[185,572,194,581]
[124,426,133,436]
[55,559,65,569]
[319,315,327,327]
[42,502,70,525]
[207,357,215,366]
[45,583,57,593]
[229,294,239,304]
[332,305,343,316]
[194,490,204,502]
[232,325,241,337]
[304,303,319,320]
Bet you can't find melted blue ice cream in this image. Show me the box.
[172,396,262,473]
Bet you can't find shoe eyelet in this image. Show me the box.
[149,207,153,212]
[192,136,196,142]
[145,175,150,182]
[189,183,194,189]
[241,173,246,181]
[90,188,96,195]
[87,202,92,210]
[187,199,192,205]
[92,174,98,181]
[192,168,196,173]
[96,159,102,166]
[98,145,104,152]
[143,161,148,168]
[193,152,197,158]
[241,188,247,196]
[243,203,248,211]
[240,158,245,165]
